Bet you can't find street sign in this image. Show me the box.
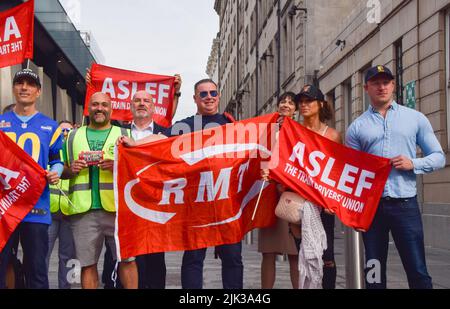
[405,81,416,109]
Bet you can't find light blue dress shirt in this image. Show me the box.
[346,101,446,198]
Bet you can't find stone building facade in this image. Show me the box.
[318,0,450,249]
[209,0,450,250]
[209,0,358,120]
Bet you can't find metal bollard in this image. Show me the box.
[276,254,287,262]
[245,230,253,245]
[344,227,365,289]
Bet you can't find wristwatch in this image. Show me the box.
[174,92,181,97]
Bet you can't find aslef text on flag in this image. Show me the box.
[269,116,391,231]
[84,63,175,127]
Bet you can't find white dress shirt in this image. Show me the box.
[131,121,154,141]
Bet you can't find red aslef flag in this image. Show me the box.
[0,130,46,251]
[0,0,34,68]
[269,117,392,231]
[84,64,175,127]
[114,114,279,260]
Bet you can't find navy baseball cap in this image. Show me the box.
[13,69,41,88]
[365,65,394,84]
[295,84,325,102]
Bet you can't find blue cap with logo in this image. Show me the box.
[365,65,394,84]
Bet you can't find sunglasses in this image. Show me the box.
[198,90,219,99]
[62,128,72,133]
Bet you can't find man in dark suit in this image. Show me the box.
[101,90,168,289]
[125,90,169,288]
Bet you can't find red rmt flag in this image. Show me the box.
[0,131,46,251]
[269,116,392,231]
[0,0,34,68]
[84,64,176,127]
[114,114,279,260]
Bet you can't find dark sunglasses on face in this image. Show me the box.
[62,128,72,133]
[198,90,219,99]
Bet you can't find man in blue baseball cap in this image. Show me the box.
[364,65,395,84]
[346,64,445,289]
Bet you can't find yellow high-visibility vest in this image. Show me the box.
[49,149,70,214]
[65,125,129,215]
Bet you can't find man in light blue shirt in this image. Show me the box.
[346,65,445,289]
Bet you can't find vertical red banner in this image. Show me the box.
[0,0,34,68]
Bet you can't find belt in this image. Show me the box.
[381,196,416,202]
[29,209,48,216]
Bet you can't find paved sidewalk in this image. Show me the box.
[47,229,450,289]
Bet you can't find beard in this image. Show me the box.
[90,112,110,126]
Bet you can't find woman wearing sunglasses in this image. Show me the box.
[293,84,342,289]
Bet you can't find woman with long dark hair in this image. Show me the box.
[294,84,342,289]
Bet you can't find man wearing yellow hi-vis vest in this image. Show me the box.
[46,121,75,289]
[63,92,134,289]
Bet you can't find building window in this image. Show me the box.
[395,40,404,105]
[361,66,371,112]
[281,15,295,83]
[344,79,352,129]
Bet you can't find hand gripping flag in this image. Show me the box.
[85,64,176,127]
[0,0,34,68]
[0,130,46,251]
[269,117,392,231]
[114,114,279,260]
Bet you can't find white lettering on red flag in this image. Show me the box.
[84,64,175,127]
[0,0,34,68]
[0,131,46,251]
[269,116,391,231]
[114,114,279,260]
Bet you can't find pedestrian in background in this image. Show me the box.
[46,120,76,289]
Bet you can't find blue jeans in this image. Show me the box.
[136,253,166,289]
[363,196,432,289]
[181,242,243,289]
[46,213,75,289]
[0,222,50,289]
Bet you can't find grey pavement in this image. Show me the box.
[47,228,450,289]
